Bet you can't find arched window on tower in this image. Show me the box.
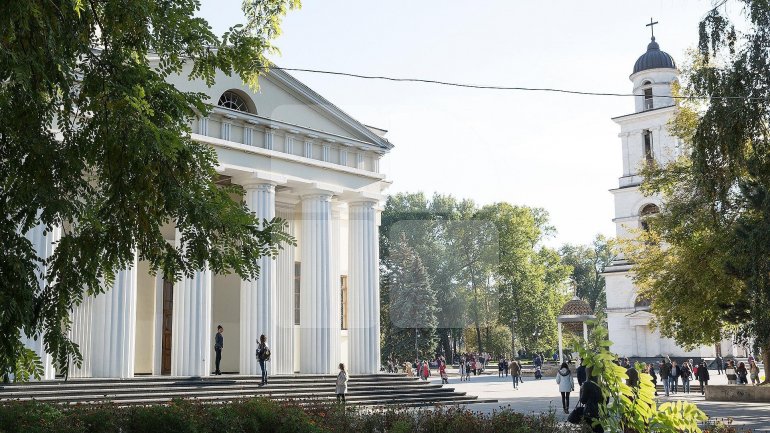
[643,130,654,165]
[639,203,659,232]
[642,80,653,110]
[634,296,651,311]
[217,90,254,113]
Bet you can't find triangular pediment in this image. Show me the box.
[165,62,392,150]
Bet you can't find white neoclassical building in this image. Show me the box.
[603,35,741,359]
[22,63,391,379]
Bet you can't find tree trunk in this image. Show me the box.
[762,339,770,385]
[510,319,516,360]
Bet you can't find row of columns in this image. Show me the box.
[21,185,381,378]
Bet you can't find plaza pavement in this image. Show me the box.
[424,368,770,431]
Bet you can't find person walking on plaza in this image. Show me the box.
[421,360,431,380]
[669,360,680,394]
[511,358,521,389]
[680,361,692,394]
[214,325,224,375]
[439,361,449,384]
[504,359,509,377]
[696,360,710,395]
[648,363,658,396]
[660,358,672,396]
[579,368,604,433]
[556,362,574,414]
[576,359,587,387]
[336,363,348,403]
[459,357,466,381]
[257,334,270,385]
[716,355,723,375]
[737,361,749,384]
[749,360,761,385]
[498,359,504,377]
[726,360,738,384]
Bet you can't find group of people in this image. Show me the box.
[213,326,271,385]
[458,355,485,380]
[724,358,762,385]
[553,360,603,433]
[654,357,708,396]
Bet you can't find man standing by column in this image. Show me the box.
[214,325,224,375]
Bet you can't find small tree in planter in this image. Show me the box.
[575,320,707,432]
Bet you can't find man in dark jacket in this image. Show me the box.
[659,358,672,396]
[214,325,224,375]
[696,361,710,395]
[716,356,723,375]
[576,359,587,387]
[579,367,604,433]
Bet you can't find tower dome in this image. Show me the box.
[633,36,676,74]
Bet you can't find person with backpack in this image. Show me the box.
[578,367,604,433]
[257,334,271,385]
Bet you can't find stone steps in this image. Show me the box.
[0,374,496,407]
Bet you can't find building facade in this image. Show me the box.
[604,36,741,359]
[23,64,392,379]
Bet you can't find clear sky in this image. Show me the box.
[199,0,743,248]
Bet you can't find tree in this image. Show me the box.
[559,235,615,312]
[622,1,770,377]
[383,234,438,361]
[475,203,571,357]
[0,0,299,379]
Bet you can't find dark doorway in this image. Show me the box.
[161,279,174,375]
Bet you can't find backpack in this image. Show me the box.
[257,344,271,361]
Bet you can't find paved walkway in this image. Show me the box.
[425,370,770,431]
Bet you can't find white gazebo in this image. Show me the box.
[557,297,595,363]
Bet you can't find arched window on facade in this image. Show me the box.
[218,90,254,113]
[634,296,651,310]
[639,203,660,232]
[642,80,653,110]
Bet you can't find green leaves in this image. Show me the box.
[575,322,707,433]
[0,0,298,380]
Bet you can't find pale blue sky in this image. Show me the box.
[199,0,743,247]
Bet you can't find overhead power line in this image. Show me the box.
[262,66,769,102]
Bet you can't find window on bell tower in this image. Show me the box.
[643,130,654,165]
[642,81,653,110]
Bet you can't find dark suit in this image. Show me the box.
[214,333,223,374]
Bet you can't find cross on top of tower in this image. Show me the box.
[646,17,659,39]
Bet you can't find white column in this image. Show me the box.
[91,254,138,378]
[275,204,296,374]
[241,183,277,375]
[347,199,380,374]
[21,223,61,380]
[300,192,338,374]
[264,129,274,150]
[171,232,212,376]
[558,322,563,364]
[68,296,93,378]
[582,322,588,342]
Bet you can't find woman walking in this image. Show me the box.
[696,360,710,395]
[749,360,760,385]
[336,363,348,403]
[737,361,749,384]
[680,361,692,394]
[555,361,574,414]
[459,357,466,382]
[511,358,521,389]
[726,360,738,384]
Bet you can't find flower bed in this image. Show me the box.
[0,398,587,433]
